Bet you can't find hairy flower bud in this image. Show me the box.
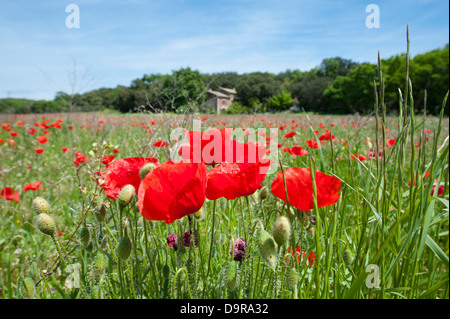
[20,278,35,299]
[32,197,50,215]
[116,236,132,260]
[36,213,55,236]
[272,216,291,247]
[140,163,157,180]
[257,229,278,268]
[118,184,135,209]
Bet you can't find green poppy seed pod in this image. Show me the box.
[343,249,354,267]
[20,278,35,299]
[92,253,108,276]
[224,261,238,291]
[285,268,299,291]
[257,229,278,268]
[116,236,132,261]
[32,197,50,215]
[260,186,269,201]
[36,213,55,236]
[162,264,170,279]
[85,240,94,252]
[118,184,135,209]
[194,207,204,220]
[272,216,291,247]
[78,227,90,247]
[140,163,157,180]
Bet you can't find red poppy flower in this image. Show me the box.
[153,140,167,147]
[288,146,309,156]
[36,136,48,144]
[319,130,336,141]
[9,132,19,137]
[62,147,69,153]
[34,148,44,154]
[28,128,38,135]
[306,139,319,149]
[291,246,316,266]
[101,155,115,165]
[1,187,20,203]
[284,131,296,138]
[387,138,396,147]
[73,152,88,167]
[23,181,43,192]
[271,167,341,211]
[99,157,160,199]
[138,161,208,224]
[351,154,367,161]
[112,148,120,154]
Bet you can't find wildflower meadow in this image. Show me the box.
[0,36,449,305]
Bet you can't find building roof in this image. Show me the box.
[207,89,230,99]
[218,87,237,94]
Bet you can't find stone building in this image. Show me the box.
[204,87,237,114]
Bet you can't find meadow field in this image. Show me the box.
[0,96,449,300]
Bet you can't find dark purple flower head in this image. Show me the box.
[233,237,246,261]
[167,234,178,250]
[183,231,198,247]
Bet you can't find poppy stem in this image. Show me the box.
[206,200,217,278]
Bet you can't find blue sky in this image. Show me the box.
[0,0,448,100]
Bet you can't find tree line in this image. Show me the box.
[1,44,448,115]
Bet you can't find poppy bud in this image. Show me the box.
[92,253,108,276]
[232,237,246,262]
[194,207,204,220]
[285,268,299,291]
[162,264,170,279]
[167,234,178,250]
[95,204,106,223]
[260,186,269,200]
[79,227,90,247]
[252,191,259,202]
[140,163,157,180]
[176,246,187,268]
[116,236,132,260]
[343,249,354,266]
[257,229,278,268]
[272,216,291,247]
[36,213,55,236]
[224,261,237,291]
[183,230,198,247]
[297,211,309,227]
[309,215,316,225]
[307,226,315,238]
[20,278,35,299]
[118,184,135,209]
[32,197,50,215]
